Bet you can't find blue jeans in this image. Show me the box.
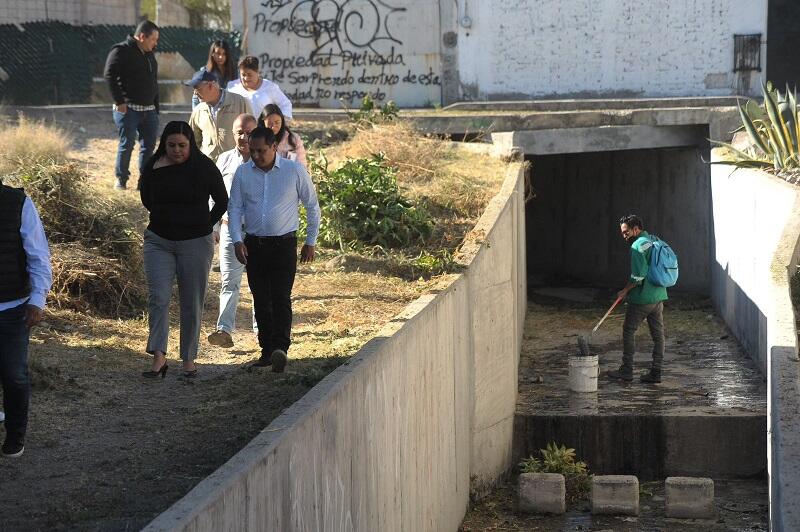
[113,108,159,185]
[217,224,256,333]
[0,304,31,441]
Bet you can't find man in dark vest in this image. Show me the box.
[103,20,160,190]
[0,182,51,457]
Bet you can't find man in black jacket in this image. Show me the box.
[104,20,160,190]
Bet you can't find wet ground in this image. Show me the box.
[518,289,766,417]
[461,288,769,530]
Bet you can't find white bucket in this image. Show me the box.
[568,355,599,393]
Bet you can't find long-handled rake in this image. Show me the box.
[578,295,623,355]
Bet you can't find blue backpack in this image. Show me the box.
[646,235,679,288]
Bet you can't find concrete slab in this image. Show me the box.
[510,125,708,155]
[591,475,639,516]
[665,477,715,519]
[518,473,565,514]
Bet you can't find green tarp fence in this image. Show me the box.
[0,22,240,105]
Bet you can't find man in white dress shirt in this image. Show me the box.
[208,114,258,348]
[228,127,320,372]
[0,182,52,457]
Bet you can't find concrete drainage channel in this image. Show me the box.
[459,293,769,530]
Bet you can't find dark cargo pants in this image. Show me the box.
[621,301,665,374]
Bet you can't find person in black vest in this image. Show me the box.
[0,182,52,457]
[104,20,160,191]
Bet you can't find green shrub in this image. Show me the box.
[519,442,592,502]
[345,95,399,124]
[305,152,433,250]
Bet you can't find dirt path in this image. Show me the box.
[0,123,446,531]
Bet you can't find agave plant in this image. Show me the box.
[713,82,800,170]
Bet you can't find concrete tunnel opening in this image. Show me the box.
[524,125,712,295]
[515,122,768,487]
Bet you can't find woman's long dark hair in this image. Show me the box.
[258,104,296,150]
[205,40,235,86]
[144,121,202,173]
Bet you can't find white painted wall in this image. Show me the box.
[457,0,768,99]
[232,0,768,106]
[0,0,137,25]
[236,0,442,108]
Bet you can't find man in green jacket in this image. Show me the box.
[607,214,667,384]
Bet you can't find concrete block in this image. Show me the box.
[665,477,715,518]
[591,475,639,515]
[518,473,565,514]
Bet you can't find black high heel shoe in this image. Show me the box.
[142,363,168,379]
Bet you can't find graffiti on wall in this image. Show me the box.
[247,0,441,106]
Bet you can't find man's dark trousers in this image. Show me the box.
[621,301,665,374]
[113,108,158,185]
[0,304,30,442]
[244,234,297,356]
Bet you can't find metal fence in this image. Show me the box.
[0,22,240,105]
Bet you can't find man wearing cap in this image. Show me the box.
[103,20,160,190]
[0,181,52,457]
[187,69,249,161]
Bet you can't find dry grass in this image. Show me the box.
[0,119,146,316]
[0,115,70,172]
[325,121,501,216]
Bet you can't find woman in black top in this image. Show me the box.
[140,121,227,378]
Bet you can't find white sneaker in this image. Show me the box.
[0,411,4,423]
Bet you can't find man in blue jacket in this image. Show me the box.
[103,20,160,191]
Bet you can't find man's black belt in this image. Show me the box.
[245,231,296,243]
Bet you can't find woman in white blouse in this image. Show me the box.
[259,103,307,168]
[227,55,293,121]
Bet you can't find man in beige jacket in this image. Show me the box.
[186,69,249,160]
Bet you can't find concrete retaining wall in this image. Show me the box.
[709,152,800,531]
[143,159,527,531]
